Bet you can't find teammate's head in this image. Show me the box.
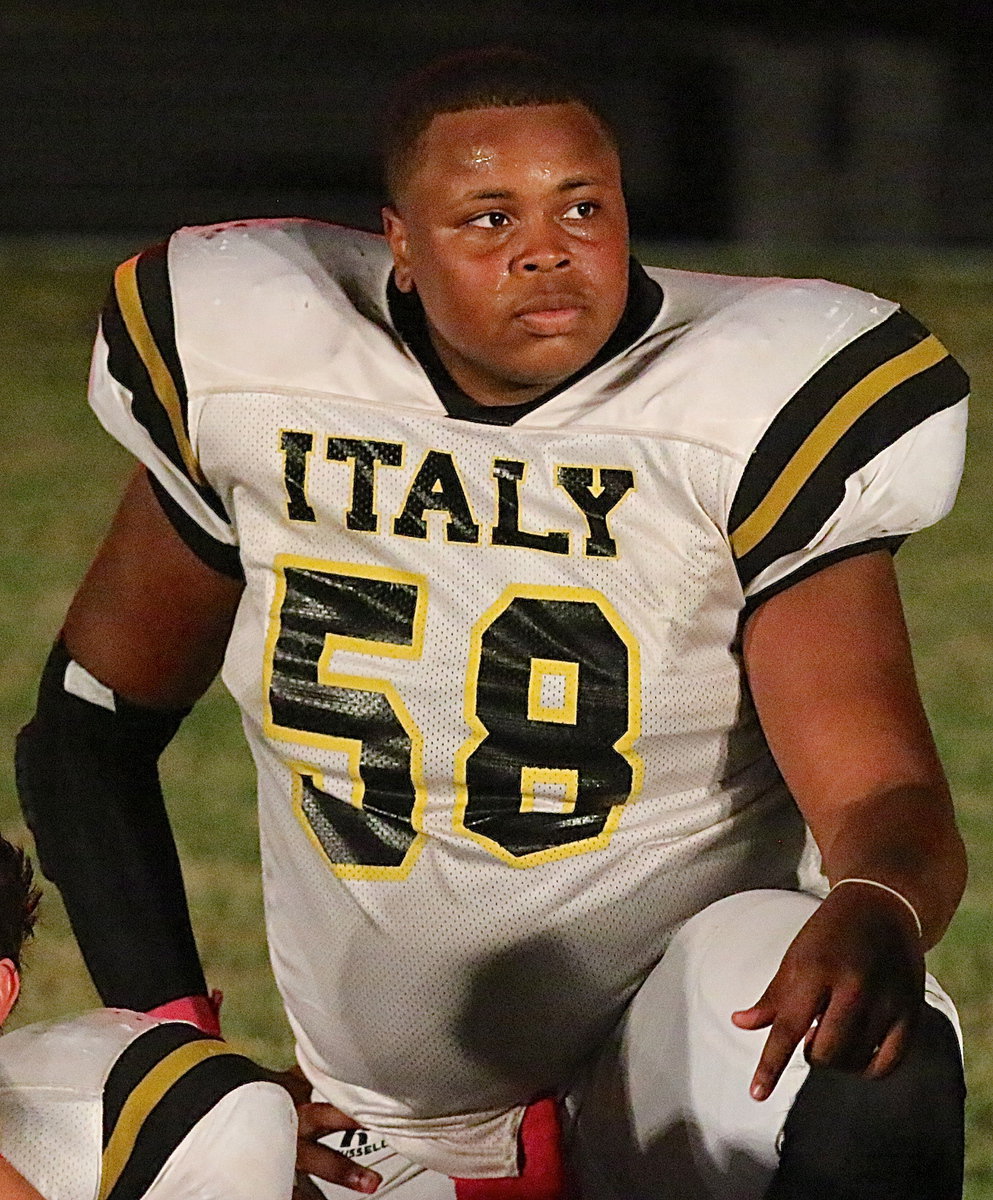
[381,48,630,407]
[0,836,40,1024]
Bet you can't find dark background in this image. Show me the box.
[2,0,992,243]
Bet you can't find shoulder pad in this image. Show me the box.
[167,218,397,393]
[653,271,910,453]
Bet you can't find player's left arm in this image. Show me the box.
[733,548,967,1100]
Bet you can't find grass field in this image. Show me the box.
[1,236,991,1192]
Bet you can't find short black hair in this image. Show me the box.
[0,836,40,969]
[382,46,618,204]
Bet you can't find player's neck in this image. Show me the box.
[425,328,566,407]
[387,263,663,420]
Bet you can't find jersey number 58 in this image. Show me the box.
[263,557,642,879]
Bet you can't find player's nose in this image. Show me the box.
[519,251,571,273]
[512,221,571,274]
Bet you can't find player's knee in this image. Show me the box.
[620,889,823,1101]
[668,889,820,1011]
[593,890,822,1191]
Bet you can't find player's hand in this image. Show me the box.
[730,884,925,1101]
[270,1066,382,1196]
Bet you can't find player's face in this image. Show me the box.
[383,103,630,406]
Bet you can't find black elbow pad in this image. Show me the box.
[15,637,206,1009]
[17,639,185,877]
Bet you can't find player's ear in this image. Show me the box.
[0,958,20,1025]
[381,206,414,293]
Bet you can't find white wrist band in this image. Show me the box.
[828,878,924,938]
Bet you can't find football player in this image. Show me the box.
[0,834,299,1199]
[16,47,968,1199]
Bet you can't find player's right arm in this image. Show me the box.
[64,465,240,709]
[16,465,242,1014]
[16,238,250,1016]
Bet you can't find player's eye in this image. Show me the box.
[564,201,598,219]
[466,211,511,229]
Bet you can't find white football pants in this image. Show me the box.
[313,889,960,1199]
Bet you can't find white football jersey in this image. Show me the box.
[0,1009,296,1199]
[88,220,968,1175]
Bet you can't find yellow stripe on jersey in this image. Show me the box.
[98,1038,234,1199]
[114,254,206,486]
[729,334,948,560]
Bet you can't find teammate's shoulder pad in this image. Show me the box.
[0,1008,170,1090]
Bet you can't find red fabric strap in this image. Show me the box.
[453,1097,572,1200]
[145,990,223,1038]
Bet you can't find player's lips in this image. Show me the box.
[512,295,587,335]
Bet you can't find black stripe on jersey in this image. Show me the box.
[742,535,905,618]
[729,308,930,533]
[133,243,187,422]
[102,243,230,524]
[102,1022,214,1144]
[729,309,968,590]
[148,472,244,581]
[105,1050,267,1200]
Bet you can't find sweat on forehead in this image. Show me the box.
[404,103,620,199]
[381,47,617,205]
